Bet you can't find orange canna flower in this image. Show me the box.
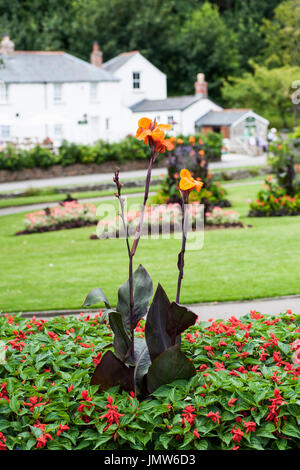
[177,138,183,144]
[179,169,203,193]
[136,117,173,154]
[189,136,195,145]
[170,136,176,142]
[164,138,175,151]
[198,149,205,157]
[198,138,204,144]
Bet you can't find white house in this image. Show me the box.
[0,36,122,146]
[0,34,268,146]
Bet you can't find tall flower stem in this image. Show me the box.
[131,151,156,256]
[176,191,189,304]
[113,170,135,360]
[114,148,157,361]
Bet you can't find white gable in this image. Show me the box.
[106,52,167,107]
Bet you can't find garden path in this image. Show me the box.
[20,294,300,320]
[0,153,267,193]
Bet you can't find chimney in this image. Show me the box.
[194,73,208,98]
[90,41,102,68]
[0,33,14,57]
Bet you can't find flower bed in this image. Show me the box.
[0,310,299,450]
[248,177,300,217]
[249,129,300,217]
[205,207,241,226]
[16,201,98,235]
[93,204,243,239]
[152,135,230,209]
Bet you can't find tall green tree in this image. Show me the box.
[176,1,240,99]
[261,0,300,67]
[222,62,300,129]
[222,0,282,70]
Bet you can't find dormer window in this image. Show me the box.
[132,72,140,89]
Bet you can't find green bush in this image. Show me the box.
[248,176,300,217]
[58,141,83,166]
[29,146,57,169]
[0,145,35,171]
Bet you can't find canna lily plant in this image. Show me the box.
[83,117,202,398]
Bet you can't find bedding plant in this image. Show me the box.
[249,130,300,217]
[95,202,203,239]
[16,201,98,235]
[0,310,299,450]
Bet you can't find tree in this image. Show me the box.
[176,2,240,99]
[222,0,282,71]
[261,0,300,67]
[222,62,300,129]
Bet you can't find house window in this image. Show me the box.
[90,83,98,101]
[53,83,62,103]
[132,72,140,89]
[0,125,10,139]
[54,124,63,137]
[167,116,174,125]
[0,82,8,103]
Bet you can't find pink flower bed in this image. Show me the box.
[22,201,98,233]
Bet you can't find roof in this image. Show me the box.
[0,51,118,83]
[195,110,251,127]
[130,95,203,112]
[102,51,139,73]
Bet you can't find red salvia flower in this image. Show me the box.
[207,411,221,424]
[36,433,53,448]
[242,421,256,433]
[0,432,7,450]
[0,383,9,401]
[181,405,196,427]
[100,396,124,431]
[230,427,244,443]
[56,424,70,436]
[228,398,238,407]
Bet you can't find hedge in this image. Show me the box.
[0,132,222,172]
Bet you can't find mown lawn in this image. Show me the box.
[0,182,299,312]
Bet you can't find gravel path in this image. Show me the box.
[0,192,155,216]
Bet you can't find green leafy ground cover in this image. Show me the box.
[0,311,299,450]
